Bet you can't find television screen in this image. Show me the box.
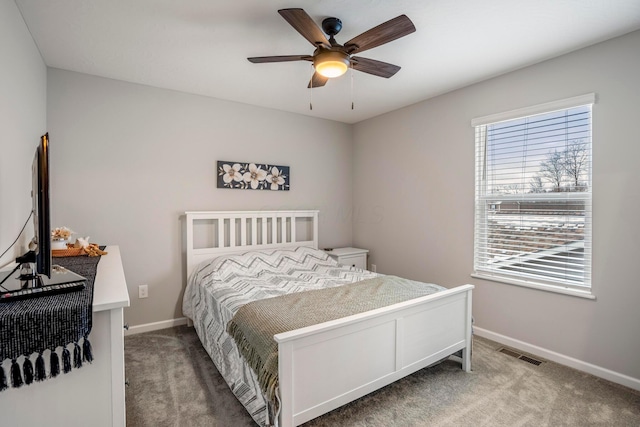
[33,133,52,279]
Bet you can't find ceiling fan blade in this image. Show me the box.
[307,72,329,88]
[278,8,331,48]
[248,55,313,63]
[344,15,416,54]
[351,57,401,78]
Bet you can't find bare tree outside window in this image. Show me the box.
[529,176,545,193]
[539,150,565,191]
[535,139,589,192]
[563,139,589,191]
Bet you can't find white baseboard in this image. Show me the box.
[474,327,640,392]
[125,317,188,336]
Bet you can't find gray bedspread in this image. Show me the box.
[227,275,444,404]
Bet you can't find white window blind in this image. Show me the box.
[473,95,594,294]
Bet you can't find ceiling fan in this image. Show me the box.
[248,8,416,88]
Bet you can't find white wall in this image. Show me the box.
[47,69,355,326]
[0,0,46,267]
[352,30,640,382]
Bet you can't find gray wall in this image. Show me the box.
[0,0,47,267]
[47,69,355,326]
[352,30,640,380]
[5,0,638,385]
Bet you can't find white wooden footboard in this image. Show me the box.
[276,284,474,427]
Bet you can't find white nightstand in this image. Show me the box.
[324,247,369,270]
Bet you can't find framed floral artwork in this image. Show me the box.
[217,161,290,191]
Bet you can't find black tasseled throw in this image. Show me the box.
[0,250,103,390]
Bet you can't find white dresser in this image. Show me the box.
[324,247,369,270]
[0,246,130,427]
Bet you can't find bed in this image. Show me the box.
[183,210,474,427]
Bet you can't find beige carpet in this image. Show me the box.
[125,326,640,426]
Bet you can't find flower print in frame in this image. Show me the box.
[217,161,290,190]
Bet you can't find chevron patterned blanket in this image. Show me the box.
[227,275,445,405]
[183,246,380,426]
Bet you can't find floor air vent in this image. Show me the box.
[498,347,543,366]
[518,355,543,366]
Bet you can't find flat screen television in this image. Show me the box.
[0,133,85,289]
[33,132,52,280]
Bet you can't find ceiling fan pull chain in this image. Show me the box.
[351,65,355,110]
[309,65,313,110]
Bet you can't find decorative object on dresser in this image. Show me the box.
[51,226,75,250]
[217,161,290,190]
[324,247,369,269]
[52,239,108,258]
[183,210,474,427]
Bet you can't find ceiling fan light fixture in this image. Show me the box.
[248,9,416,88]
[314,51,349,78]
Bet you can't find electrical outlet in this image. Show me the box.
[138,284,148,299]
[371,264,377,273]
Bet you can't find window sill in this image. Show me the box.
[471,273,596,300]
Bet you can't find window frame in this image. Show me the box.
[471,94,596,299]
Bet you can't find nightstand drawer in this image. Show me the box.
[324,247,369,270]
[339,254,367,269]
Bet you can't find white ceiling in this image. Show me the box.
[15,0,640,124]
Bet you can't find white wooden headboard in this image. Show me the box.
[184,210,319,278]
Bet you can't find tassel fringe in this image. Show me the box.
[23,358,34,385]
[10,359,23,388]
[35,353,46,381]
[62,347,72,374]
[83,336,93,363]
[74,343,83,369]
[0,364,7,391]
[50,351,60,378]
[1,337,94,391]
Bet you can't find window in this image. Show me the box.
[472,94,594,297]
